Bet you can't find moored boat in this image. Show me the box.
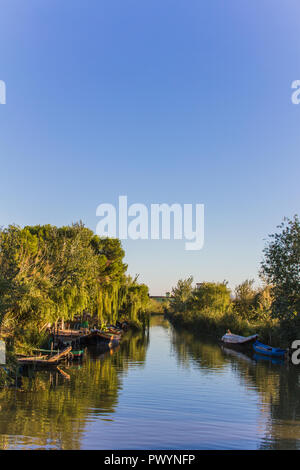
[253,340,286,358]
[89,330,121,341]
[79,330,120,349]
[17,346,72,366]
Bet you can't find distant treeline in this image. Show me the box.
[0,223,150,342]
[166,216,300,345]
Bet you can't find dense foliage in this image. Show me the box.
[0,223,150,337]
[166,277,277,343]
[169,278,231,315]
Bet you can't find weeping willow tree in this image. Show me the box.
[0,223,150,341]
[96,277,150,327]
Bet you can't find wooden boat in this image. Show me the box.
[221,332,258,346]
[80,330,120,348]
[54,328,122,344]
[253,340,286,358]
[17,346,72,365]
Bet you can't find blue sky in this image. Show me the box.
[0,1,300,294]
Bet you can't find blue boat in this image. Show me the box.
[253,340,286,358]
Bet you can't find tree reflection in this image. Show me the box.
[170,327,228,372]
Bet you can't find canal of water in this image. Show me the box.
[0,315,299,449]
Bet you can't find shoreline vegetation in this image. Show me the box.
[164,278,280,345]
[0,222,153,385]
[165,215,300,348]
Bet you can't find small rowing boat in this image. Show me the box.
[89,330,121,341]
[253,340,286,358]
[221,332,258,346]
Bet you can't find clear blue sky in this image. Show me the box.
[0,1,300,295]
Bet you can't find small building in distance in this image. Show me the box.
[195,282,204,289]
[150,296,168,303]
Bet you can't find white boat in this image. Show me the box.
[221,332,258,345]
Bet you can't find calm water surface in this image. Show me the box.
[1,316,300,449]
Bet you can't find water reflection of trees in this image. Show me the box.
[0,330,149,449]
[170,326,300,450]
[170,327,229,372]
[150,315,170,329]
[258,364,300,449]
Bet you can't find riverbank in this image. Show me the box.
[165,275,300,348]
[165,310,295,347]
[0,315,153,390]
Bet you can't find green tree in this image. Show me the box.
[193,282,231,315]
[0,223,149,344]
[170,277,193,312]
[233,279,256,318]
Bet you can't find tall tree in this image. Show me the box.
[170,277,194,312]
[193,282,231,315]
[233,279,256,318]
[0,223,149,334]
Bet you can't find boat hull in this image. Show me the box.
[221,333,258,349]
[79,332,120,354]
